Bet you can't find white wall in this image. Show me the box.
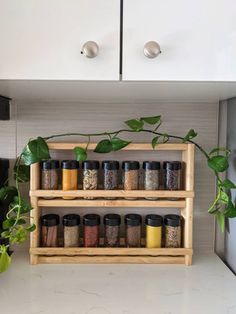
[0,100,218,253]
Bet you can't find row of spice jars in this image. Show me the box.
[41,159,182,197]
[41,213,182,248]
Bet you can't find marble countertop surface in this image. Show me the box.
[1,252,236,314]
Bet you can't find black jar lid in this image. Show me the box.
[143,161,161,170]
[61,160,79,170]
[63,214,80,227]
[41,159,60,170]
[82,160,99,170]
[163,161,182,170]
[83,214,100,226]
[122,161,140,171]
[164,214,181,227]
[102,160,119,170]
[125,214,142,226]
[145,214,163,227]
[104,213,121,226]
[41,214,60,227]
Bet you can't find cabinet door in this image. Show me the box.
[0,0,120,80]
[123,0,236,81]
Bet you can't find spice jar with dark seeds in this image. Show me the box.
[41,160,60,198]
[102,161,119,199]
[104,214,121,247]
[163,161,182,200]
[122,161,140,200]
[82,161,99,199]
[164,214,182,248]
[125,214,142,247]
[143,161,161,200]
[62,160,79,200]
[83,214,100,247]
[41,214,60,247]
[63,214,80,247]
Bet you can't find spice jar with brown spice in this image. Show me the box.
[143,161,161,200]
[82,161,99,199]
[41,160,60,198]
[102,160,119,199]
[41,214,60,247]
[164,214,182,248]
[125,214,142,247]
[104,213,121,247]
[122,161,140,200]
[63,214,80,247]
[83,214,100,247]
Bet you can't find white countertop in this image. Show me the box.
[1,252,236,314]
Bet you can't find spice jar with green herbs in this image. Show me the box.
[125,214,142,247]
[143,161,161,200]
[83,214,100,247]
[104,213,121,247]
[63,214,80,247]
[82,161,99,199]
[41,214,60,247]
[102,160,119,199]
[41,160,60,197]
[164,214,182,248]
[122,161,140,199]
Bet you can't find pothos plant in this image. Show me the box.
[0,115,235,272]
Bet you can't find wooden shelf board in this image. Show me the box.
[47,142,190,151]
[30,247,192,256]
[31,190,194,198]
[37,198,186,208]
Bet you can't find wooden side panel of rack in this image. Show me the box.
[29,143,195,266]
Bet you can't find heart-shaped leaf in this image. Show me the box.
[21,137,50,165]
[152,136,160,149]
[220,179,236,189]
[0,246,11,273]
[224,200,236,218]
[183,129,198,143]
[141,115,161,125]
[74,147,87,161]
[3,218,16,230]
[209,147,231,157]
[0,186,17,205]
[94,140,113,153]
[208,155,229,173]
[125,119,144,131]
[111,137,131,151]
[14,165,30,183]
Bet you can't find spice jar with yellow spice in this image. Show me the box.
[62,160,79,200]
[145,214,163,248]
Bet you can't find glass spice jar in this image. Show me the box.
[122,161,140,200]
[164,214,182,248]
[63,214,80,247]
[104,214,121,247]
[143,161,161,200]
[145,214,163,248]
[82,160,99,200]
[83,214,100,247]
[41,214,60,247]
[102,160,119,199]
[163,161,182,200]
[62,160,79,200]
[41,160,60,198]
[125,214,142,247]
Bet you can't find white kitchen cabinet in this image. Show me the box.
[0,0,120,80]
[123,0,236,81]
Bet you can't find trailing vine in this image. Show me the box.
[0,115,235,272]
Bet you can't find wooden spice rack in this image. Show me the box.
[29,143,195,266]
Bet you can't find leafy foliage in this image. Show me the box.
[208,155,229,172]
[140,115,161,125]
[0,245,11,273]
[125,119,144,131]
[94,137,130,153]
[21,137,50,165]
[74,147,87,162]
[183,129,198,142]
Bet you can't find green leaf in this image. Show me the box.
[183,129,198,143]
[17,218,26,225]
[125,119,144,131]
[0,186,18,205]
[1,231,11,238]
[14,165,30,183]
[209,147,231,157]
[208,155,229,173]
[0,246,11,273]
[162,133,169,143]
[220,179,236,189]
[152,136,160,149]
[21,137,50,165]
[94,140,113,153]
[111,137,131,151]
[9,226,27,244]
[10,196,32,214]
[74,147,87,162]
[219,191,229,204]
[224,200,236,218]
[140,115,161,125]
[3,218,16,230]
[26,224,36,232]
[216,212,225,232]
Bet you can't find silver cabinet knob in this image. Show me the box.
[143,41,161,58]
[81,41,99,58]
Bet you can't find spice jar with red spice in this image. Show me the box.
[83,214,100,247]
